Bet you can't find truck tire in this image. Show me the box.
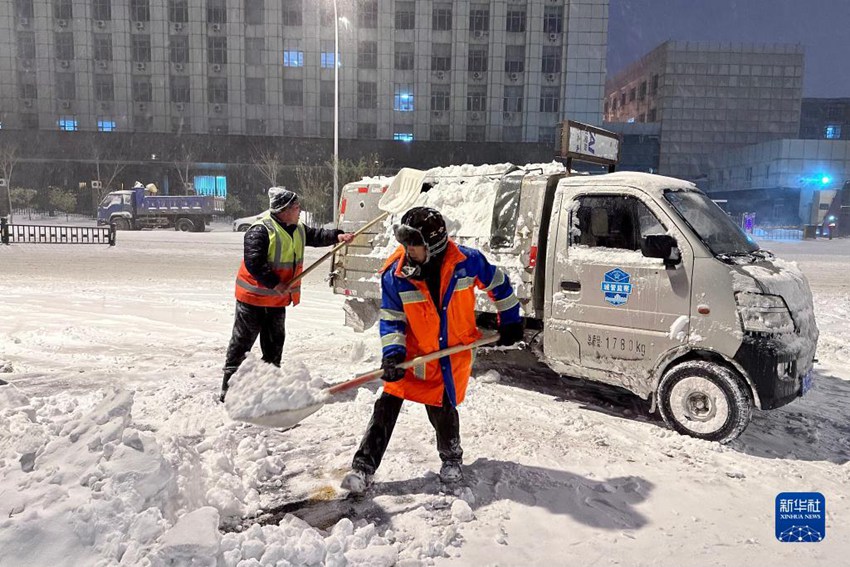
[112,218,131,231]
[193,218,206,232]
[657,361,752,444]
[175,218,195,232]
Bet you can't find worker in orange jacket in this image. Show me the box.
[342,207,523,493]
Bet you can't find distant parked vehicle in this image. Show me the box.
[97,185,224,232]
[232,213,265,232]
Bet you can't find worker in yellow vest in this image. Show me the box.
[219,187,354,402]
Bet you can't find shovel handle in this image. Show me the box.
[282,211,390,289]
[327,334,500,396]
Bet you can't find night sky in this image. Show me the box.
[607,0,850,98]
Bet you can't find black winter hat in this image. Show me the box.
[269,187,299,213]
[395,207,448,260]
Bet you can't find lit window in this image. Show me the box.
[193,175,228,197]
[321,52,338,68]
[283,50,303,67]
[58,117,78,131]
[98,119,116,132]
[394,87,414,112]
[825,125,841,139]
[393,132,414,142]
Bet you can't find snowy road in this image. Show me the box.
[1,228,848,566]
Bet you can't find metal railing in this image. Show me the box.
[1,217,116,246]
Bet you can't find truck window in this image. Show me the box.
[100,194,123,208]
[572,196,665,251]
[490,174,524,249]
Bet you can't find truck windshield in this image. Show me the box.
[100,194,123,208]
[664,190,759,257]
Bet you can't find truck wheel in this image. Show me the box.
[112,218,130,231]
[175,218,195,232]
[657,361,752,444]
[193,219,206,232]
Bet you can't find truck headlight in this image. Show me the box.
[735,293,795,334]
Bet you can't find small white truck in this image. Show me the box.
[330,123,818,443]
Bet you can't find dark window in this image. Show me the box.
[246,119,266,134]
[320,121,333,137]
[395,2,415,29]
[282,0,302,26]
[638,81,647,100]
[629,87,636,102]
[543,6,563,34]
[469,6,489,32]
[538,126,556,144]
[573,195,663,251]
[394,43,414,70]
[93,0,111,21]
[503,86,523,113]
[359,0,377,28]
[169,0,188,23]
[506,9,526,33]
[132,35,152,62]
[18,79,37,99]
[467,86,486,111]
[16,0,34,19]
[650,74,659,95]
[245,38,264,65]
[22,113,39,129]
[209,119,228,134]
[431,43,451,71]
[170,35,189,63]
[540,86,559,113]
[620,92,626,107]
[18,32,35,59]
[433,6,452,30]
[490,176,523,249]
[432,125,450,140]
[320,80,334,107]
[208,77,228,103]
[132,76,152,102]
[357,81,377,109]
[135,115,154,132]
[245,0,264,24]
[207,0,226,24]
[94,34,112,61]
[648,108,657,122]
[56,73,75,99]
[283,78,303,106]
[55,32,74,60]
[246,77,265,104]
[208,37,227,64]
[466,125,485,142]
[357,122,377,139]
[95,74,114,101]
[541,46,561,73]
[131,0,150,21]
[54,0,72,20]
[358,41,377,69]
[468,47,488,72]
[170,75,190,102]
[504,45,525,73]
[431,85,450,111]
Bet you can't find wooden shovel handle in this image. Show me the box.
[282,211,390,289]
[327,334,500,395]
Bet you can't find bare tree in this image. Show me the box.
[0,141,20,223]
[295,164,333,224]
[173,144,193,194]
[252,147,283,187]
[90,142,127,203]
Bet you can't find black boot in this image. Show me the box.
[219,368,237,403]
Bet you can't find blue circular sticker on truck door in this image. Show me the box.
[602,268,633,306]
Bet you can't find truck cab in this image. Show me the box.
[96,191,135,229]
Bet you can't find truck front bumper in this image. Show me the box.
[734,333,816,410]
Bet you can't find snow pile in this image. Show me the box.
[225,354,329,422]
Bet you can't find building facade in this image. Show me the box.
[800,98,850,141]
[604,41,804,180]
[0,0,608,145]
[706,138,850,225]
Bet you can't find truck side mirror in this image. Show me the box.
[641,234,681,267]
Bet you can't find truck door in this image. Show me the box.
[546,189,693,390]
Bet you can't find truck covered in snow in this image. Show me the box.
[96,187,225,232]
[331,125,818,443]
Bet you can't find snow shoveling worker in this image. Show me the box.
[341,206,524,492]
[219,187,355,402]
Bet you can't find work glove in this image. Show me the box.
[497,321,525,347]
[381,353,407,382]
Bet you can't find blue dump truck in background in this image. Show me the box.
[96,187,225,232]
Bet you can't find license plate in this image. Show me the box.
[801,370,814,395]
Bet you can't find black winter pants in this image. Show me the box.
[221,301,287,395]
[352,390,462,475]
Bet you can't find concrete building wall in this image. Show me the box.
[0,0,608,143]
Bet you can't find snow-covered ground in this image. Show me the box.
[1,230,848,566]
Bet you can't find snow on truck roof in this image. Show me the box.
[559,171,698,196]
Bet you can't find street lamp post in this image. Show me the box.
[333,1,340,225]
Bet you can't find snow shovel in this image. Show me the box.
[243,333,499,429]
[281,167,427,290]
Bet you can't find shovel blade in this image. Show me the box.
[235,402,325,430]
[379,167,427,214]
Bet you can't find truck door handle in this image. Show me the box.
[560,281,581,292]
